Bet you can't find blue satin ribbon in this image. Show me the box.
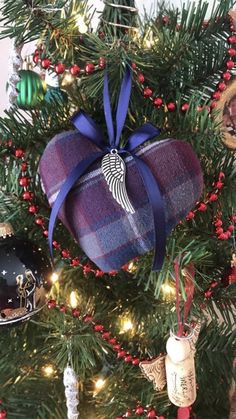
[48,66,166,270]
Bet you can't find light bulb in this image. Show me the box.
[161,282,176,301]
[42,365,55,377]
[51,272,59,283]
[95,378,106,391]
[70,291,79,308]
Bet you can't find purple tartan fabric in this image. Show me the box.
[39,131,203,272]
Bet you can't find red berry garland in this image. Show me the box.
[115,404,164,419]
[132,14,235,113]
[33,48,105,77]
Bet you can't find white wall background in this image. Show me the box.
[0,0,216,116]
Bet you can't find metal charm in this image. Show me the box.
[101,149,135,214]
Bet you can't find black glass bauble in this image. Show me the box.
[0,235,52,326]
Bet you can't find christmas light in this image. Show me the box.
[94,377,106,391]
[127,260,137,273]
[70,291,79,308]
[61,73,75,86]
[51,272,59,283]
[120,316,134,334]
[75,14,88,34]
[161,282,176,301]
[42,365,55,377]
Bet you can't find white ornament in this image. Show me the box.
[45,70,59,88]
[166,336,191,363]
[63,366,79,419]
[166,333,197,407]
[7,39,23,108]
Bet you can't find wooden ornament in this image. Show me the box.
[139,355,166,391]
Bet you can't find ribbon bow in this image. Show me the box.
[48,66,167,270]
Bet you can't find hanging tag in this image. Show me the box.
[101,149,135,213]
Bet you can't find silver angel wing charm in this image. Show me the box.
[102,150,135,214]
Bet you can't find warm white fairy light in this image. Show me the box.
[122,318,133,332]
[75,14,88,34]
[161,282,176,301]
[70,291,79,308]
[51,272,59,283]
[94,378,106,391]
[61,73,75,86]
[42,364,55,377]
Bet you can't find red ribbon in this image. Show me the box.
[174,258,195,336]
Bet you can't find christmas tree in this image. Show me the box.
[0,0,235,418]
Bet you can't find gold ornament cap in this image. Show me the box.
[0,223,14,238]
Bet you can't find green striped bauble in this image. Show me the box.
[16,70,47,109]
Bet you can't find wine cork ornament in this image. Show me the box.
[165,331,197,408]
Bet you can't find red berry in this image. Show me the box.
[132,358,140,365]
[33,55,40,64]
[41,58,51,69]
[99,31,105,39]
[232,214,236,222]
[93,324,104,332]
[109,338,117,345]
[28,204,38,214]
[61,249,70,258]
[210,281,218,288]
[218,82,226,91]
[131,62,137,70]
[19,177,30,187]
[225,230,231,238]
[212,91,221,100]
[219,171,225,179]
[209,193,218,202]
[35,217,44,226]
[47,299,57,309]
[116,417,123,419]
[218,233,228,240]
[198,203,207,212]
[228,48,236,56]
[21,162,28,171]
[153,97,163,107]
[102,332,110,340]
[15,148,25,158]
[71,258,80,267]
[227,60,235,69]
[143,87,153,98]
[215,181,224,189]
[124,355,133,363]
[70,65,80,76]
[216,228,224,235]
[228,224,235,232]
[113,344,121,352]
[22,191,32,200]
[137,72,145,83]
[43,230,48,237]
[147,409,157,418]
[204,290,213,299]
[60,304,66,313]
[228,35,236,44]
[186,211,195,220]
[125,410,132,417]
[72,308,80,318]
[135,405,144,415]
[181,103,189,111]
[55,63,65,74]
[167,102,176,111]
[83,314,93,322]
[83,264,92,273]
[214,219,223,227]
[162,15,170,24]
[223,71,231,81]
[85,63,95,73]
[202,20,209,28]
[99,57,106,69]
[0,410,7,419]
[52,240,60,249]
[95,269,104,277]
[117,350,126,358]
[229,25,235,32]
